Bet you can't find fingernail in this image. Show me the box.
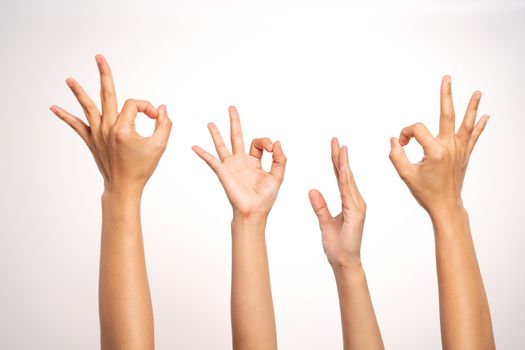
[49,105,56,112]
[65,78,74,87]
[445,75,451,83]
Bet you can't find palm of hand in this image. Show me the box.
[322,212,365,266]
[309,139,366,269]
[217,154,280,215]
[193,106,287,217]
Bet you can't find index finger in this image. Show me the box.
[118,99,158,126]
[96,55,118,125]
[270,141,287,183]
[229,106,245,154]
[150,104,172,149]
[399,122,437,152]
[457,91,482,141]
[331,137,341,182]
[439,75,456,139]
[337,146,363,211]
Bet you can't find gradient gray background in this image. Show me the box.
[1,0,524,349]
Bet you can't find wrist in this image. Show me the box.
[104,178,145,200]
[331,258,363,275]
[332,260,365,280]
[231,213,267,237]
[232,210,268,223]
[101,188,142,226]
[102,188,142,206]
[429,204,470,240]
[427,197,465,220]
[428,201,468,224]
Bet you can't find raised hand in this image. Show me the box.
[50,55,172,350]
[192,106,287,218]
[388,76,495,349]
[193,106,286,350]
[309,138,383,350]
[309,138,366,269]
[389,75,489,217]
[50,55,172,197]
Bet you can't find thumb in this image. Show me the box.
[270,141,287,183]
[151,104,173,148]
[389,137,414,181]
[308,189,333,225]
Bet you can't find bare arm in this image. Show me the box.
[309,138,384,350]
[230,216,276,349]
[432,207,494,349]
[193,106,286,350]
[389,75,495,349]
[51,55,172,350]
[98,191,153,350]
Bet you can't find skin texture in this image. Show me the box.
[309,138,384,350]
[389,75,495,349]
[50,55,172,350]
[193,106,286,350]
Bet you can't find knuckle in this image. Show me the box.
[105,87,116,96]
[113,126,130,142]
[441,111,455,119]
[87,104,98,114]
[477,124,487,133]
[355,210,366,220]
[464,123,474,133]
[388,151,395,161]
[151,139,167,151]
[398,167,411,181]
[432,146,447,160]
[414,122,425,131]
[100,89,115,100]
[358,199,367,213]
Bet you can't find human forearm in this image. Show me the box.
[193,107,285,349]
[431,206,495,350]
[99,191,154,350]
[52,55,170,350]
[230,214,277,350]
[333,263,384,350]
[309,140,383,350]
[389,76,494,348]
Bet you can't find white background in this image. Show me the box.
[1,0,524,349]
